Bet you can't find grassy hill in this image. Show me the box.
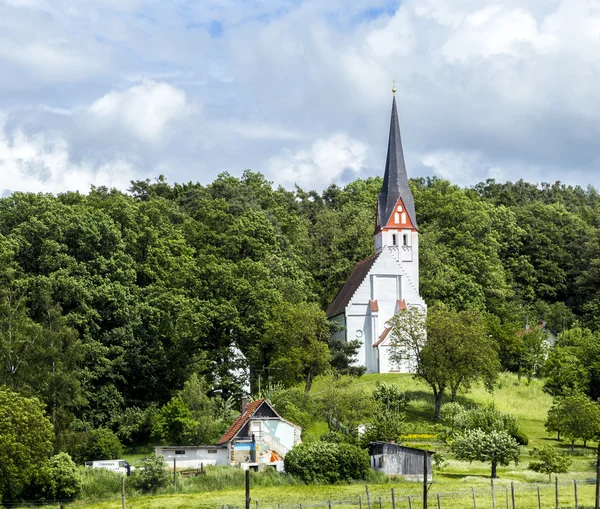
[30,373,600,509]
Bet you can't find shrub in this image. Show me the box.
[89,428,123,460]
[129,454,170,493]
[284,442,369,484]
[512,429,529,446]
[63,427,123,463]
[48,452,82,500]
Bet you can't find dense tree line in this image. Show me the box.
[1,172,599,451]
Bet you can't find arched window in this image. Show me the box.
[392,234,397,246]
[403,234,408,246]
[401,212,406,224]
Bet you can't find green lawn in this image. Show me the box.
[28,373,600,509]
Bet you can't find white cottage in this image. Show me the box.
[326,93,427,374]
[217,398,301,470]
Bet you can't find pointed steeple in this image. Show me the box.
[377,96,418,230]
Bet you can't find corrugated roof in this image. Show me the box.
[217,399,264,444]
[326,253,380,318]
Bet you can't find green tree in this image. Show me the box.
[528,446,572,482]
[388,307,500,420]
[0,387,54,502]
[451,429,520,478]
[152,397,198,445]
[546,393,600,451]
[47,452,82,500]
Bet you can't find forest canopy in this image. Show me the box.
[0,172,598,445]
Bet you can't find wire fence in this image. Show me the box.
[221,479,599,509]
[5,477,600,509]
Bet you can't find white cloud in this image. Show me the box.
[0,125,136,196]
[88,79,189,142]
[268,134,368,190]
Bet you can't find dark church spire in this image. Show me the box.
[377,94,418,230]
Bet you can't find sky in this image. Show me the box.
[1,0,600,197]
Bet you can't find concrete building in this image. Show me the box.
[327,93,427,373]
[368,442,433,481]
[154,445,229,469]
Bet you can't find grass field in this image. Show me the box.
[24,373,600,509]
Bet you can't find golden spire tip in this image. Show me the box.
[392,78,396,95]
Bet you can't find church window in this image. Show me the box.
[394,212,399,223]
[397,205,402,212]
[403,234,408,246]
[392,234,397,246]
[401,212,406,224]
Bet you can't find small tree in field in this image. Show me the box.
[528,446,571,482]
[546,393,600,451]
[388,307,500,421]
[451,429,520,478]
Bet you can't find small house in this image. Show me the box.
[154,445,229,469]
[217,398,302,470]
[368,442,433,481]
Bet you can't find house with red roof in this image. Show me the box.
[217,398,302,470]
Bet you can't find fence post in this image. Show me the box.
[424,451,428,509]
[492,478,496,509]
[380,497,383,509]
[121,477,126,509]
[409,496,413,509]
[256,500,259,509]
[437,493,441,509]
[555,476,559,509]
[537,487,541,509]
[366,485,372,509]
[511,481,516,509]
[596,444,600,509]
[472,487,477,509]
[574,480,578,509]
[359,496,363,509]
[391,488,396,509]
[329,501,332,509]
[173,457,177,491]
[246,469,251,509]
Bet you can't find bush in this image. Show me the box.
[512,429,529,446]
[284,442,369,484]
[80,468,123,500]
[48,452,82,500]
[129,454,170,493]
[64,428,123,463]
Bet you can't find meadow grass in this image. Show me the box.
[25,373,600,509]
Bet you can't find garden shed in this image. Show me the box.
[368,442,433,481]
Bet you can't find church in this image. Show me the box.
[326,92,427,374]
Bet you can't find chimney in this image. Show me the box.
[241,396,248,414]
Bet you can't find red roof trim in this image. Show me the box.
[397,299,407,311]
[373,327,392,348]
[217,399,265,444]
[369,300,379,312]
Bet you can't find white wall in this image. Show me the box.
[342,247,426,374]
[155,446,229,468]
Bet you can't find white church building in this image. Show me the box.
[326,93,427,374]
